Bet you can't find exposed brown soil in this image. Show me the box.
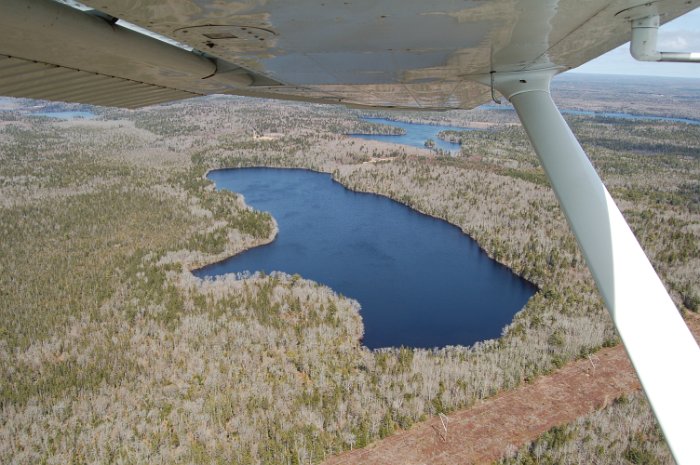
[323,314,700,465]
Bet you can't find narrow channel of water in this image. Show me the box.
[195,168,537,349]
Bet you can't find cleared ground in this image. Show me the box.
[323,314,700,465]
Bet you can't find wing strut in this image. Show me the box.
[491,69,700,465]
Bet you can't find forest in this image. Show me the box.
[0,75,698,464]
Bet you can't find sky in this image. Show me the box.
[572,8,700,78]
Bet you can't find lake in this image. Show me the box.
[350,117,473,153]
[348,109,700,156]
[194,168,537,349]
[34,110,95,120]
[480,104,700,126]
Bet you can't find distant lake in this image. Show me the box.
[562,109,700,126]
[350,117,474,153]
[34,110,95,120]
[480,104,700,126]
[195,168,536,349]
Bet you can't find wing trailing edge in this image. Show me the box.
[0,0,280,108]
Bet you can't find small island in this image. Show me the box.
[437,129,468,145]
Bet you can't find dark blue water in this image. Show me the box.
[350,117,473,153]
[480,104,700,126]
[194,168,536,349]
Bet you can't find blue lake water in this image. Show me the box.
[34,111,95,120]
[350,117,472,153]
[194,168,537,349]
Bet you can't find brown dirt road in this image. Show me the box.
[323,314,700,465]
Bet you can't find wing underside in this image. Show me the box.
[0,55,198,108]
[0,0,697,109]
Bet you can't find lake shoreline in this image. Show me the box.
[191,164,539,349]
[181,166,281,274]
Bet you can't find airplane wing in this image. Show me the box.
[0,0,695,109]
[2,1,700,464]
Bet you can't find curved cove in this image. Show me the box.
[194,168,537,349]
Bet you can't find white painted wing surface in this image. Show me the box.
[0,0,697,108]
